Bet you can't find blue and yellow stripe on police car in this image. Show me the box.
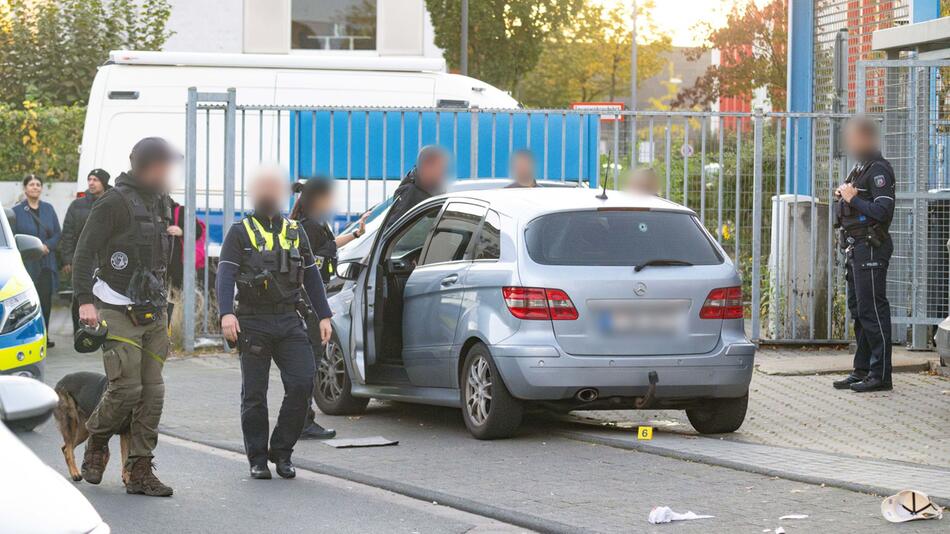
[0,332,46,372]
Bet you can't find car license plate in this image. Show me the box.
[593,300,688,336]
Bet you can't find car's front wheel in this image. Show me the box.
[685,394,748,434]
[314,334,369,416]
[460,343,523,439]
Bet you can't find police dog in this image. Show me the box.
[53,371,131,483]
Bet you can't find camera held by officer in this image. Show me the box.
[832,116,896,393]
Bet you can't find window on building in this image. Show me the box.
[291,0,377,51]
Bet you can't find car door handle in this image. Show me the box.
[440,274,459,286]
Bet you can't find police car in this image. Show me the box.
[0,209,48,381]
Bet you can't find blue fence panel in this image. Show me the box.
[290,110,600,186]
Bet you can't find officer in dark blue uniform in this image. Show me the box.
[833,117,895,393]
[216,167,333,479]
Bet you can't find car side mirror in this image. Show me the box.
[15,234,45,263]
[4,207,15,228]
[0,376,58,425]
[336,261,364,281]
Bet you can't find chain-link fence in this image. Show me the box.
[180,89,857,351]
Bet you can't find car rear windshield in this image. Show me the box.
[524,210,723,266]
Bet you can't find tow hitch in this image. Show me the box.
[633,371,659,409]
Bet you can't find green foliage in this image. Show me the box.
[0,103,86,181]
[519,0,670,108]
[425,0,583,93]
[0,0,172,107]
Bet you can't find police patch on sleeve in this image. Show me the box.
[874,175,887,188]
[110,251,129,270]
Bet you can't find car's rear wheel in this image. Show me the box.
[460,343,523,439]
[314,334,369,416]
[685,394,748,434]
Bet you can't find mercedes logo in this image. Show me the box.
[634,282,647,296]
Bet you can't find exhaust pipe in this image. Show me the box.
[576,388,599,402]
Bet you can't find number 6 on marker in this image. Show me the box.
[637,426,653,440]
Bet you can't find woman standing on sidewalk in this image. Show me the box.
[13,174,61,346]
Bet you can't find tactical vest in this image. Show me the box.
[302,217,337,283]
[836,156,892,232]
[235,216,305,313]
[97,182,172,304]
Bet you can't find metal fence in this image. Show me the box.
[180,89,858,351]
[857,58,950,349]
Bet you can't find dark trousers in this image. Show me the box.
[71,295,81,335]
[34,269,54,331]
[238,313,315,465]
[846,240,893,382]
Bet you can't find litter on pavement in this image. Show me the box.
[322,437,399,448]
[779,514,809,520]
[647,506,714,524]
[881,490,944,523]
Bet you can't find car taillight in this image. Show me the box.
[700,287,743,319]
[502,287,578,320]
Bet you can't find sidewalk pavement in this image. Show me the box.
[754,346,939,375]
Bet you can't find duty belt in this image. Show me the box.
[235,302,299,316]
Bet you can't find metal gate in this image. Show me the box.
[179,88,853,351]
[857,58,950,349]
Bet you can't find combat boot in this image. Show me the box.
[126,457,174,497]
[80,434,110,484]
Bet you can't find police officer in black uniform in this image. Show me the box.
[833,117,896,393]
[216,167,333,479]
[289,177,367,439]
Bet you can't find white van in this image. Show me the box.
[77,50,519,225]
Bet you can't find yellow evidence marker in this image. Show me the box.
[637,426,653,440]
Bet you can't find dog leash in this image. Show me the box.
[106,334,166,365]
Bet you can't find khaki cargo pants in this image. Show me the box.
[86,307,168,468]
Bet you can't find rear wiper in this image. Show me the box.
[634,259,694,272]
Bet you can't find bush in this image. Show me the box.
[0,102,85,181]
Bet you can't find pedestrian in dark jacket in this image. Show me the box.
[12,174,61,345]
[59,169,110,334]
[382,145,449,231]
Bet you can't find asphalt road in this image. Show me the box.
[17,422,522,534]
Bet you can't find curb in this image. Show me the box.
[160,429,586,534]
[553,430,950,509]
[754,360,933,376]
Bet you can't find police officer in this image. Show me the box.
[833,117,895,393]
[72,138,178,496]
[216,166,333,479]
[289,177,367,440]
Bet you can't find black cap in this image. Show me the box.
[130,137,183,172]
[87,168,111,186]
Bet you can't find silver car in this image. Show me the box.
[319,188,756,439]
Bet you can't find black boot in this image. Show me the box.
[249,463,272,480]
[850,376,892,392]
[299,421,336,440]
[833,373,867,390]
[268,453,296,479]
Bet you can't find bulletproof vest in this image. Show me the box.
[836,156,890,232]
[97,181,171,304]
[303,218,337,283]
[236,216,305,308]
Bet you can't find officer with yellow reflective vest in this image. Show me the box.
[216,166,333,480]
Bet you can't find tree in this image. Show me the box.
[0,0,172,107]
[673,0,787,111]
[518,0,670,109]
[425,0,583,93]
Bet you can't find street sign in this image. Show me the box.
[570,102,625,121]
[680,143,694,158]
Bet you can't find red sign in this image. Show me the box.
[570,102,625,121]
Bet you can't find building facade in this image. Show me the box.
[163,0,443,59]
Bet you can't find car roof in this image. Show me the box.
[432,188,693,222]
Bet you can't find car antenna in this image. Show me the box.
[596,178,609,200]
